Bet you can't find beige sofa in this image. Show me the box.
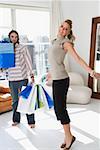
[41,72,92,104]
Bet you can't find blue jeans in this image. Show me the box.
[9,79,35,124]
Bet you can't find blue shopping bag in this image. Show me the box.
[0,42,15,68]
[41,86,54,108]
[34,84,53,110]
[19,84,33,99]
[18,83,53,114]
[17,84,37,114]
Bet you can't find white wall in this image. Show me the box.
[61,0,100,85]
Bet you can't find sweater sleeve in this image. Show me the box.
[61,38,74,49]
[24,46,34,76]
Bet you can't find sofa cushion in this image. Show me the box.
[0,86,10,93]
[0,98,12,113]
[0,93,12,102]
[67,85,92,104]
[68,72,84,86]
[0,93,12,113]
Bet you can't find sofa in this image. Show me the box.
[67,72,92,104]
[41,72,92,104]
[0,84,12,114]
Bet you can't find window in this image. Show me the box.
[0,8,12,40]
[16,9,50,76]
[0,6,50,78]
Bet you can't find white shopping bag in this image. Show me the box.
[17,83,53,114]
[38,85,50,110]
[17,84,37,114]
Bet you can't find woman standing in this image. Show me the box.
[8,30,35,128]
[48,19,100,149]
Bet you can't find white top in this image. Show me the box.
[8,44,33,81]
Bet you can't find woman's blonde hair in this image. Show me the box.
[64,19,75,41]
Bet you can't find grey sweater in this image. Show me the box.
[48,36,71,80]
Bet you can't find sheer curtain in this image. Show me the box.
[50,0,63,41]
[50,0,70,72]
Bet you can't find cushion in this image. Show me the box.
[0,98,12,113]
[0,93,12,102]
[68,72,84,86]
[0,86,10,93]
[67,85,92,104]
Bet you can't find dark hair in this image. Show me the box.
[8,30,19,44]
[64,19,73,40]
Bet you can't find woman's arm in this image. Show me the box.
[63,42,100,78]
[24,46,34,82]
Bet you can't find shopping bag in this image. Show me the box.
[19,84,32,99]
[17,83,54,114]
[35,84,53,110]
[17,84,37,114]
[0,42,15,68]
[33,84,53,110]
[41,85,54,108]
[35,84,46,110]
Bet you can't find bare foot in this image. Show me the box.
[12,122,20,126]
[60,137,66,148]
[64,136,76,150]
[29,124,35,128]
[60,143,66,148]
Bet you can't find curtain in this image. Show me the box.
[50,0,70,72]
[50,0,63,41]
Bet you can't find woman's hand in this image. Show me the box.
[94,72,100,79]
[31,76,34,83]
[46,72,52,81]
[30,74,35,83]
